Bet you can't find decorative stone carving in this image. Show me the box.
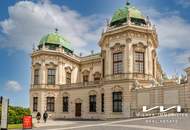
[82,70,90,75]
[88,90,97,95]
[111,43,125,53]
[75,98,82,103]
[112,85,123,92]
[65,66,72,73]
[133,42,147,52]
[62,92,70,97]
[126,38,132,43]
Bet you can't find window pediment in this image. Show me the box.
[133,42,147,52]
[111,43,125,53]
[82,70,90,75]
[89,90,97,95]
[65,66,72,73]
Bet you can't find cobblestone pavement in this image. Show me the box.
[31,113,190,130]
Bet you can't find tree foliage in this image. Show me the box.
[0,105,31,124]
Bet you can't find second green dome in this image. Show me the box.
[39,32,73,52]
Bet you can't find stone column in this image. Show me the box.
[185,67,190,84]
[41,62,46,87]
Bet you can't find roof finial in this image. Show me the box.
[55,28,58,33]
[126,0,130,5]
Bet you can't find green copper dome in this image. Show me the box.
[110,2,146,26]
[39,32,73,52]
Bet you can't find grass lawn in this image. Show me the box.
[8,124,22,129]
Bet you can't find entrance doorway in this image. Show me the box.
[75,103,81,117]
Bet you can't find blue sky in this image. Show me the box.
[0,0,190,107]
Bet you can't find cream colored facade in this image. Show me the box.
[29,3,190,119]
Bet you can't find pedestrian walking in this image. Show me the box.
[43,111,48,123]
[36,112,41,123]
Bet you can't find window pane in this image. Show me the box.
[113,53,123,74]
[134,52,144,73]
[47,97,55,112]
[34,69,39,84]
[89,95,96,112]
[113,92,122,112]
[48,69,56,85]
[63,96,69,112]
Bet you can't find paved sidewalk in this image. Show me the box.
[33,118,77,128]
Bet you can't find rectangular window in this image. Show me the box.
[47,97,55,112]
[134,52,144,73]
[48,69,56,85]
[63,96,69,112]
[113,92,122,112]
[89,95,96,112]
[83,75,89,82]
[101,94,104,112]
[102,59,105,77]
[153,58,155,77]
[66,72,71,84]
[34,69,39,84]
[33,97,38,112]
[113,52,123,74]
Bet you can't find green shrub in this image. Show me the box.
[0,105,31,124]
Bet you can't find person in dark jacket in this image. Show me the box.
[36,112,41,123]
[43,111,48,123]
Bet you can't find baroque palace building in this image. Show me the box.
[30,2,190,119]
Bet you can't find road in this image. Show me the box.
[33,113,190,130]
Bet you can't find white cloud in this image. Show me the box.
[5,80,22,92]
[0,0,105,54]
[141,7,190,67]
